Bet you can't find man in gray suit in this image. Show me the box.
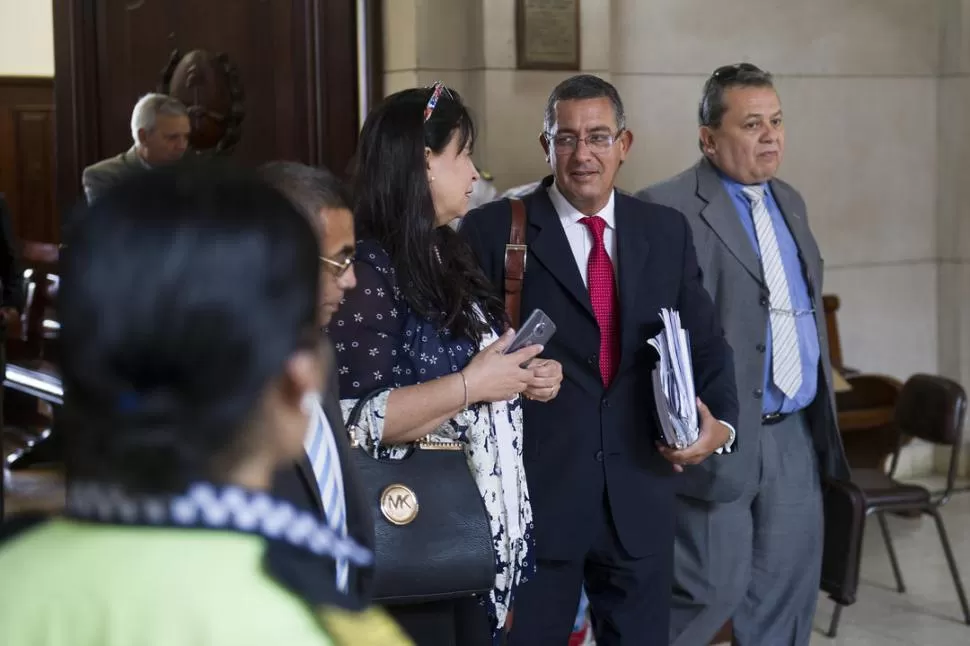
[82,93,190,204]
[638,63,850,646]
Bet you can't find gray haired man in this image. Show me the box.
[637,63,849,646]
[82,93,190,204]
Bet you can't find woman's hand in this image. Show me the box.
[462,329,544,403]
[523,359,563,402]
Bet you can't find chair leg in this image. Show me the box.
[876,511,906,593]
[827,602,844,638]
[927,507,970,625]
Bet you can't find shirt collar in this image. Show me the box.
[547,181,616,229]
[714,165,772,201]
[131,146,152,170]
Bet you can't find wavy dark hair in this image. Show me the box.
[352,86,505,342]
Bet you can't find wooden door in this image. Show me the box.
[53,0,360,219]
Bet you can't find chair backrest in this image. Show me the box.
[890,374,967,497]
[11,242,59,361]
[894,374,967,447]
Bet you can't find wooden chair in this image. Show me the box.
[2,241,61,472]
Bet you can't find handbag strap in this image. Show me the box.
[504,198,527,330]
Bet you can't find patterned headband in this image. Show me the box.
[423,81,447,122]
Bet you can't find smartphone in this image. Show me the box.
[506,309,557,363]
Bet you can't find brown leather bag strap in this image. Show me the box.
[504,198,527,329]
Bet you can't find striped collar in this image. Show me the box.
[65,481,373,568]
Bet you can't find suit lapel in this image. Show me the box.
[695,159,764,285]
[526,186,596,321]
[615,193,649,370]
[770,179,821,293]
[296,371,347,519]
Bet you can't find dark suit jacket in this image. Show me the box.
[460,177,738,561]
[271,358,375,607]
[639,159,851,503]
[81,147,145,204]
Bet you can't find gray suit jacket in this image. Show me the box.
[81,147,145,204]
[638,158,850,502]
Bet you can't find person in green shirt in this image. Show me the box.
[0,162,411,646]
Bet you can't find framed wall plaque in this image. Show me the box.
[516,0,580,71]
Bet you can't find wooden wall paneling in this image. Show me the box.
[52,0,101,221]
[311,0,360,174]
[0,78,57,244]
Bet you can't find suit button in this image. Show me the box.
[595,450,604,462]
[753,388,763,399]
[759,296,769,307]
[756,343,766,353]
[588,355,597,368]
[602,398,610,408]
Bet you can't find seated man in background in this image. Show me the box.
[0,162,410,646]
[81,93,190,204]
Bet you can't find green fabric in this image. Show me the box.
[0,519,334,646]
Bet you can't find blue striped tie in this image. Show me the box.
[304,396,349,592]
[743,186,803,399]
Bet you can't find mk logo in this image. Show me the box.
[380,484,420,526]
[386,493,414,510]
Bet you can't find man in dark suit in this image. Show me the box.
[460,74,739,646]
[82,94,190,204]
[260,161,374,609]
[637,64,851,646]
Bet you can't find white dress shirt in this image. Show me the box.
[545,182,736,454]
[547,181,617,286]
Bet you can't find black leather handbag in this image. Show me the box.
[346,388,495,605]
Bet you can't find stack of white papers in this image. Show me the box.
[647,308,699,449]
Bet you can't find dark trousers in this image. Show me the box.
[387,595,493,646]
[508,495,673,646]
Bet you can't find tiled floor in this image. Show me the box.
[4,472,970,644]
[809,477,970,645]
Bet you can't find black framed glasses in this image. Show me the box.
[547,130,624,154]
[320,254,354,277]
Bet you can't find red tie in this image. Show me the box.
[581,216,620,386]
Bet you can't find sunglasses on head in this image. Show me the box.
[710,63,762,84]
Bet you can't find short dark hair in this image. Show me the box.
[60,160,320,494]
[543,74,626,134]
[353,86,505,341]
[698,63,775,128]
[258,161,351,224]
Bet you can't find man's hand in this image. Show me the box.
[523,359,563,402]
[657,397,732,473]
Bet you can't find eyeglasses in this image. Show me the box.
[710,62,762,84]
[546,130,624,154]
[424,81,455,123]
[320,254,354,277]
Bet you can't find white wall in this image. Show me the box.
[0,0,54,76]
